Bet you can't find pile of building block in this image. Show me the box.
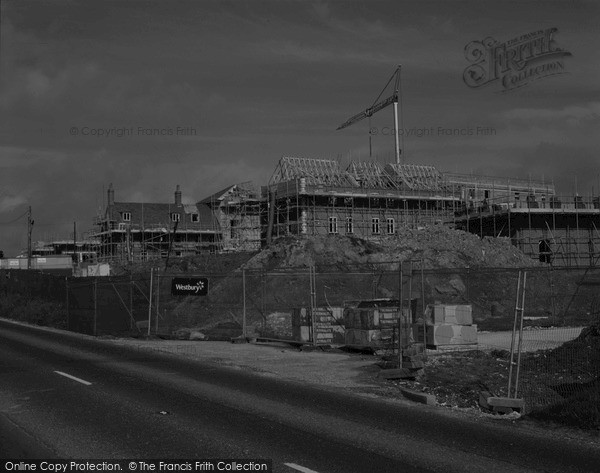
[292,307,344,345]
[413,304,478,349]
[343,299,411,349]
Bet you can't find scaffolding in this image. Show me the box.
[266,156,556,241]
[91,185,222,263]
[202,182,264,252]
[453,193,600,267]
[84,158,595,266]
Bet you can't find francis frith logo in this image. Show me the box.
[463,27,571,91]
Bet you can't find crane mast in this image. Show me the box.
[337,65,402,165]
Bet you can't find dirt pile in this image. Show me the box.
[522,325,600,429]
[165,227,543,333]
[242,227,536,270]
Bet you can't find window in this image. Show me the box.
[484,190,490,199]
[346,217,353,234]
[372,218,380,234]
[191,213,199,222]
[386,218,395,235]
[171,213,180,222]
[122,212,131,222]
[328,216,338,234]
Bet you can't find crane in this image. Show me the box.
[336,65,402,165]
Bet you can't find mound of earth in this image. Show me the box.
[165,227,542,333]
[523,324,600,429]
[243,226,535,270]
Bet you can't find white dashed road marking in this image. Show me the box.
[54,371,92,386]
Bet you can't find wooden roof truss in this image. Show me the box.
[385,163,446,191]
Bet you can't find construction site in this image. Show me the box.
[2,65,599,429]
[82,65,598,268]
[83,154,600,269]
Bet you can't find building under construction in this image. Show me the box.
[264,156,599,266]
[264,156,554,239]
[200,182,262,252]
[88,156,599,267]
[455,193,600,267]
[92,184,221,261]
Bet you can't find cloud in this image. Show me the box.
[0,195,27,213]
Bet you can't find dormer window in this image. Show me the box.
[122,212,131,222]
[171,213,180,222]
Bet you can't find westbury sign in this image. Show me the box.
[463,28,571,91]
[171,277,209,296]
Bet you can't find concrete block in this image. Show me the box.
[487,396,525,409]
[426,304,473,325]
[399,388,436,405]
[292,325,311,342]
[443,305,473,325]
[487,397,525,414]
[413,324,478,347]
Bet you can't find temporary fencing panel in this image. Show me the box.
[1,263,598,415]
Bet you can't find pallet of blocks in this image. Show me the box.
[343,299,411,349]
[292,307,344,344]
[412,304,477,349]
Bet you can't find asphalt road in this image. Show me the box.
[1,318,599,473]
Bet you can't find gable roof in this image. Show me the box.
[107,202,218,232]
[199,182,260,205]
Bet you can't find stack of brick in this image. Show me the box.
[343,299,411,348]
[292,307,344,344]
[413,304,477,348]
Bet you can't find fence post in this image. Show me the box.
[549,265,557,325]
[242,268,247,338]
[310,265,317,346]
[65,276,70,331]
[130,273,133,331]
[421,259,425,321]
[147,267,153,337]
[93,278,98,337]
[155,272,160,334]
[398,261,403,364]
[408,261,413,319]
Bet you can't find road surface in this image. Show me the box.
[1,318,599,472]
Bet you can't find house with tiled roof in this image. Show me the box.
[93,184,220,260]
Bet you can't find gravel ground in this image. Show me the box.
[103,338,386,394]
[477,327,584,352]
[102,326,585,393]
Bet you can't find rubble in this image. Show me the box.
[242,227,537,270]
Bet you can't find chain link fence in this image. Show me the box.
[1,264,598,415]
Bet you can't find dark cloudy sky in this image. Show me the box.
[1,0,599,256]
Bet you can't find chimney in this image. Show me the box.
[107,183,114,207]
[175,185,182,206]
